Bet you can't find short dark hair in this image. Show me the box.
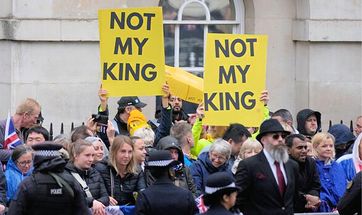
[25,126,50,141]
[222,123,251,143]
[272,109,293,122]
[71,125,91,142]
[203,189,237,206]
[285,134,306,148]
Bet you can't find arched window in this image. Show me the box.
[160,0,245,76]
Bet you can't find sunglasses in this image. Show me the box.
[271,133,287,140]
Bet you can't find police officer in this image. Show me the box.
[135,150,197,215]
[8,142,89,215]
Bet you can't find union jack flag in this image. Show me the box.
[3,113,22,149]
[195,194,208,213]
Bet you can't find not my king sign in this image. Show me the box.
[203,34,268,127]
[98,7,165,96]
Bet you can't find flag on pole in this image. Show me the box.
[3,113,22,149]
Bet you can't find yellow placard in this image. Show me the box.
[165,66,203,104]
[203,34,268,127]
[98,7,165,96]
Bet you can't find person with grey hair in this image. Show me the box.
[84,136,109,164]
[272,109,298,134]
[133,127,155,148]
[5,145,33,203]
[190,139,232,193]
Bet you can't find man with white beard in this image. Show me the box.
[235,119,300,215]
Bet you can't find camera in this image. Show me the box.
[91,114,108,126]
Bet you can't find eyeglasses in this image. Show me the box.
[17,160,32,167]
[271,133,287,140]
[210,153,227,162]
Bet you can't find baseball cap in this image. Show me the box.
[117,96,147,109]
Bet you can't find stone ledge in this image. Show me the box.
[293,19,362,42]
[0,19,99,41]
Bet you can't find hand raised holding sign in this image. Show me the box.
[98,84,108,111]
[161,83,170,108]
[259,90,269,106]
[196,102,205,120]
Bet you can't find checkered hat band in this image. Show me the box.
[205,182,236,194]
[147,159,173,167]
[35,150,61,157]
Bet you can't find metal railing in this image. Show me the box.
[46,119,355,141]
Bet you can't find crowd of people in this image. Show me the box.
[0,85,361,215]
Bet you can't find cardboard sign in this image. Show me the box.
[203,34,268,127]
[98,7,165,96]
[165,66,203,104]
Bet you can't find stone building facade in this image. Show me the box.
[0,0,361,134]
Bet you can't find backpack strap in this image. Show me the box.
[71,172,93,198]
[111,119,120,136]
[110,168,114,197]
[48,172,74,198]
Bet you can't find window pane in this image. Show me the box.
[182,2,206,20]
[179,25,204,67]
[164,24,175,66]
[209,0,235,20]
[209,24,233,33]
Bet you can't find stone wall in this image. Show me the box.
[0,0,361,135]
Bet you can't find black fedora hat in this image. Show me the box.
[256,119,291,142]
[146,150,179,168]
[204,172,240,196]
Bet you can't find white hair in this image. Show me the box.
[209,138,232,160]
[133,127,155,147]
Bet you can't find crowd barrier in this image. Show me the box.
[106,205,135,215]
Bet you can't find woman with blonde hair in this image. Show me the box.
[312,132,347,212]
[65,139,109,214]
[231,139,263,174]
[95,135,145,206]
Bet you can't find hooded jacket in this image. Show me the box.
[328,124,355,159]
[337,133,362,181]
[8,156,89,215]
[190,152,231,193]
[156,140,198,196]
[315,159,347,212]
[296,109,321,137]
[5,158,33,203]
[65,162,109,207]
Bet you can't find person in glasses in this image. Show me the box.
[5,145,33,204]
[190,139,232,193]
[0,98,41,162]
[235,119,300,215]
[286,134,321,212]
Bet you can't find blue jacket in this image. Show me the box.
[5,158,33,202]
[337,133,362,182]
[315,159,347,212]
[190,152,231,193]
